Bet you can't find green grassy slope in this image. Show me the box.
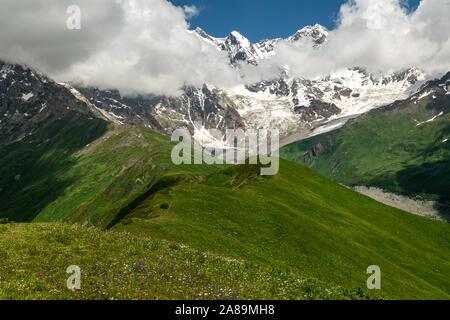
[0,120,222,227]
[281,83,450,207]
[0,223,361,300]
[0,116,448,299]
[0,113,109,221]
[33,124,224,228]
[113,160,450,299]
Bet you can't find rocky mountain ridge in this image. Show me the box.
[0,24,431,148]
[0,61,107,145]
[192,24,329,66]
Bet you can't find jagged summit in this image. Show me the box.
[288,24,329,45]
[192,24,330,66]
[0,60,108,145]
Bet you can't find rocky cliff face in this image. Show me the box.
[76,84,247,138]
[73,65,425,145]
[0,62,105,145]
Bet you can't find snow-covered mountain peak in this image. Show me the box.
[228,30,247,40]
[288,24,329,45]
[194,27,212,40]
[224,31,252,52]
[223,31,261,65]
[192,24,329,66]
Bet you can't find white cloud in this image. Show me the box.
[58,0,237,95]
[0,0,449,95]
[0,0,125,73]
[0,0,237,95]
[183,5,200,19]
[258,0,450,80]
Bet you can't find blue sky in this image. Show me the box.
[169,0,422,42]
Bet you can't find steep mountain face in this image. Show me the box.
[287,24,328,45]
[76,84,247,137]
[189,25,426,141]
[71,66,423,146]
[1,60,426,158]
[0,61,107,145]
[232,67,424,138]
[0,60,246,147]
[281,72,450,218]
[1,26,426,149]
[0,22,428,149]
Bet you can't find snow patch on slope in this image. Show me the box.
[415,112,444,126]
[223,68,425,138]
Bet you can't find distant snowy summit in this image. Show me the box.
[192,24,329,66]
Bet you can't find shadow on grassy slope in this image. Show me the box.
[113,159,450,299]
[0,113,108,221]
[105,174,186,229]
[397,159,450,220]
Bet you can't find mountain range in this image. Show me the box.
[0,25,427,150]
[192,24,329,66]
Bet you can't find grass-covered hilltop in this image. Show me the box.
[0,223,360,300]
[0,117,448,300]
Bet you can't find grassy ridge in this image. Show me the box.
[35,125,225,228]
[0,223,364,300]
[0,120,222,227]
[0,113,108,221]
[114,160,450,299]
[0,121,448,299]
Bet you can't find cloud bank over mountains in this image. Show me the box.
[259,0,450,80]
[0,0,449,95]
